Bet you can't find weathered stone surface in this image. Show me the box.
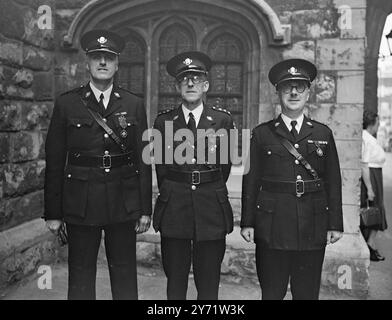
[336,140,361,170]
[32,72,53,100]
[0,190,44,232]
[316,39,365,70]
[270,0,331,12]
[341,169,361,206]
[2,160,45,197]
[340,8,366,39]
[337,71,364,104]
[56,0,90,9]
[21,102,52,130]
[0,65,34,99]
[315,72,336,103]
[282,40,315,63]
[333,0,366,9]
[0,101,22,131]
[9,131,43,162]
[0,133,10,163]
[55,9,79,33]
[290,9,339,40]
[0,34,23,66]
[307,104,363,140]
[342,204,361,234]
[0,0,26,41]
[23,46,53,71]
[13,69,34,88]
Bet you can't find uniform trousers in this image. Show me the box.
[161,237,226,300]
[67,221,137,300]
[256,243,325,300]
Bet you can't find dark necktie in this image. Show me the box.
[99,93,105,115]
[188,112,197,157]
[290,120,298,139]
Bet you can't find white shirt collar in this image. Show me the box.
[182,103,204,127]
[89,82,113,109]
[281,113,304,133]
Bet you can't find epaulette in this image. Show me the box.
[60,85,83,96]
[157,108,175,116]
[211,106,232,115]
[306,118,329,129]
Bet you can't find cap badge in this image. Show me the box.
[97,36,107,44]
[288,67,298,75]
[183,58,192,66]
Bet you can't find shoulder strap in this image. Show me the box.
[275,135,319,180]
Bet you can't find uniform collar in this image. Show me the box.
[182,102,204,127]
[280,113,304,133]
[89,82,113,108]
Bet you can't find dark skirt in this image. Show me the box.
[360,167,388,231]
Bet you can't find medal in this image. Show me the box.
[316,148,323,157]
[118,115,128,139]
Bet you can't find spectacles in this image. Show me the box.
[278,82,308,94]
[177,74,207,85]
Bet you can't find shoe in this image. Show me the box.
[368,245,385,261]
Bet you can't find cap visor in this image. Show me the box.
[175,69,207,78]
[276,76,310,86]
[87,48,119,55]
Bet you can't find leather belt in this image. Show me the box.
[260,178,324,196]
[68,151,134,169]
[167,169,222,185]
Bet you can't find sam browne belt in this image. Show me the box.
[68,151,134,169]
[260,178,324,196]
[167,168,222,185]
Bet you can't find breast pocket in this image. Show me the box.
[62,166,90,218]
[66,118,94,146]
[261,144,289,172]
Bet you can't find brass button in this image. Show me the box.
[77,124,81,128]
[191,185,196,191]
[103,118,107,122]
[104,133,109,138]
[105,168,110,173]
[104,150,109,155]
[67,174,71,178]
[296,194,302,198]
[267,151,272,155]
[295,160,300,165]
[257,205,260,209]
[297,175,302,180]
[192,158,196,164]
[136,170,139,174]
[294,143,299,149]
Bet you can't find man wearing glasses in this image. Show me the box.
[241,59,343,299]
[152,51,235,300]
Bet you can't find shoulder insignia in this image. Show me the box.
[157,108,175,116]
[211,106,231,115]
[114,92,121,98]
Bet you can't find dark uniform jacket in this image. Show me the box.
[44,83,152,225]
[241,114,343,250]
[152,104,235,241]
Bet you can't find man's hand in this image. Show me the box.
[367,188,375,202]
[327,230,343,245]
[46,220,62,234]
[135,215,151,234]
[240,227,254,243]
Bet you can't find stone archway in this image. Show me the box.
[365,0,392,113]
[62,0,290,128]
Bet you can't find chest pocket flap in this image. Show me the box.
[67,118,94,128]
[262,144,287,157]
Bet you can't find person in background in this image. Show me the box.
[361,110,387,261]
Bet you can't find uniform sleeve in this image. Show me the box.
[325,129,344,231]
[44,98,67,220]
[136,99,152,216]
[153,116,168,189]
[240,129,262,228]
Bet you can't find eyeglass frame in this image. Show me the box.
[176,72,208,85]
[277,80,310,94]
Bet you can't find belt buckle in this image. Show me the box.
[296,179,305,196]
[102,154,112,169]
[191,171,200,185]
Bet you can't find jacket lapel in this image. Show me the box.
[173,105,187,131]
[80,83,101,114]
[103,85,122,118]
[297,115,313,142]
[197,104,216,130]
[273,114,295,143]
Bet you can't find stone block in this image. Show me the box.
[282,40,315,63]
[307,104,363,140]
[0,34,23,65]
[0,65,34,99]
[0,101,22,131]
[0,133,10,163]
[13,69,34,89]
[315,71,337,103]
[32,72,53,100]
[342,204,361,234]
[2,160,45,197]
[0,190,44,232]
[337,71,364,104]
[341,169,361,206]
[316,39,365,70]
[9,131,43,162]
[21,101,52,130]
[336,140,361,170]
[23,46,53,71]
[333,0,366,9]
[339,8,366,39]
[0,0,26,41]
[290,9,339,40]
